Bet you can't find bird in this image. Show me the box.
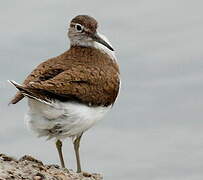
[9,15,120,173]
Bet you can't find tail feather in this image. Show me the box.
[9,92,24,105]
[8,80,25,105]
[9,80,32,97]
[8,80,52,106]
[8,80,24,91]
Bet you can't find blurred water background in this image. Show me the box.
[0,1,203,180]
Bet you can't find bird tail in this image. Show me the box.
[8,80,25,104]
[8,80,53,106]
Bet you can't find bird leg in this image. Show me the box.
[73,133,83,173]
[56,139,66,170]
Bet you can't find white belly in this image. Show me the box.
[25,99,111,140]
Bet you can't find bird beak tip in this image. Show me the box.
[93,33,115,51]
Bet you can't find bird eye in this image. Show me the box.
[75,24,84,32]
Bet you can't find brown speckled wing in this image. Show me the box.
[10,51,69,104]
[26,64,119,106]
[10,47,120,107]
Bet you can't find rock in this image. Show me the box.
[0,154,103,180]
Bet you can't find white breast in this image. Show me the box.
[25,99,111,140]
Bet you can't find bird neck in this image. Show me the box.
[69,34,116,60]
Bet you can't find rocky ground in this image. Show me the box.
[0,154,102,180]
